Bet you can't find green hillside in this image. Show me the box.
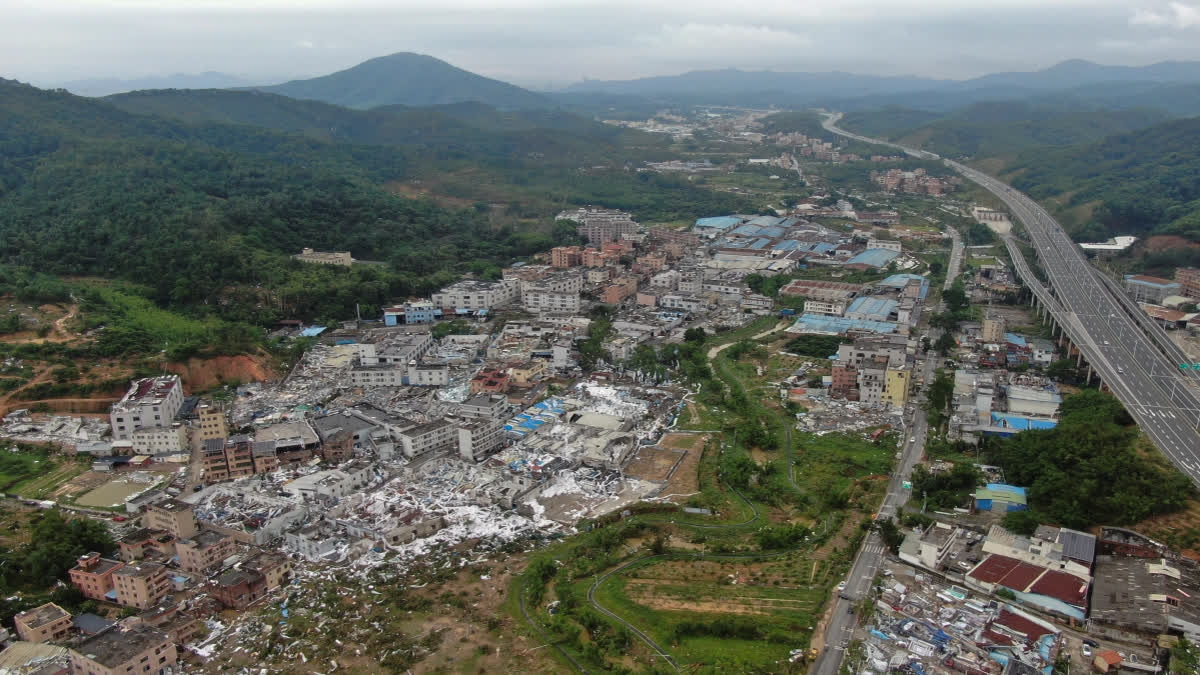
[106,88,651,163]
[840,102,1171,158]
[253,52,549,110]
[0,79,753,326]
[1004,116,1200,246]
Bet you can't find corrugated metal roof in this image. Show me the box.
[1059,528,1097,564]
[846,248,900,268]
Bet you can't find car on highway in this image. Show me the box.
[836,580,847,592]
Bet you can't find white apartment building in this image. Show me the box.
[398,419,457,459]
[110,375,185,442]
[523,288,582,314]
[130,424,187,455]
[410,364,449,386]
[458,418,506,461]
[349,365,406,387]
[521,272,582,297]
[659,295,704,312]
[649,269,681,291]
[677,270,702,294]
[431,280,518,311]
[804,299,847,316]
[358,333,433,366]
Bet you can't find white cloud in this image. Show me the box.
[1130,2,1200,29]
[639,23,810,51]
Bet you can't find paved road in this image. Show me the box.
[822,113,1200,487]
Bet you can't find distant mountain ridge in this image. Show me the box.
[57,72,252,97]
[252,52,550,110]
[561,59,1200,110]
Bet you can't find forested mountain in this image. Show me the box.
[0,78,752,325]
[839,102,1171,158]
[253,52,549,110]
[105,89,648,162]
[1002,116,1200,245]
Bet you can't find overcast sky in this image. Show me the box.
[6,0,1200,90]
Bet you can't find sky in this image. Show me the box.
[6,0,1200,90]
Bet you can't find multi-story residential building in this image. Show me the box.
[14,603,72,643]
[982,316,1006,343]
[357,332,434,366]
[68,625,178,675]
[586,267,614,284]
[649,269,680,291]
[831,363,859,400]
[803,299,847,316]
[677,270,702,294]
[458,418,506,461]
[510,360,546,386]
[659,295,704,312]
[636,291,660,308]
[69,553,124,602]
[118,528,177,562]
[210,568,269,610]
[602,276,640,305]
[242,550,293,591]
[884,366,911,408]
[175,530,236,574]
[458,393,510,419]
[741,293,774,312]
[856,356,889,405]
[398,419,457,459]
[293,247,353,266]
[410,364,449,386]
[130,424,187,455]
[110,375,184,442]
[431,279,518,311]
[349,364,406,387]
[522,287,581,314]
[635,253,667,273]
[1124,274,1180,304]
[1176,267,1200,299]
[556,208,638,244]
[113,561,171,609]
[194,401,228,444]
[145,498,199,539]
[582,248,621,268]
[550,246,583,268]
[469,369,510,394]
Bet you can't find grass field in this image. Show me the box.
[10,456,89,499]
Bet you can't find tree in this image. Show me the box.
[943,281,969,314]
[874,517,905,554]
[1002,510,1043,536]
[683,327,707,343]
[935,331,957,356]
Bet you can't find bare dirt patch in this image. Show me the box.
[625,446,686,482]
[167,354,277,392]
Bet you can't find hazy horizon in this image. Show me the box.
[6,0,1200,91]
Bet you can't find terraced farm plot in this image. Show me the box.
[10,457,89,499]
[593,556,840,669]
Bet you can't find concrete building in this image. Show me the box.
[431,279,517,311]
[13,603,72,643]
[349,364,406,387]
[557,208,639,244]
[523,287,581,314]
[1091,556,1200,644]
[510,360,546,386]
[398,419,457,459]
[175,530,236,574]
[982,317,1006,343]
[1006,385,1062,418]
[550,246,583,268]
[210,568,268,610]
[117,528,177,562]
[844,296,898,322]
[110,375,184,442]
[129,424,187,455]
[144,499,198,539]
[915,522,963,570]
[779,279,864,303]
[69,625,178,675]
[458,393,510,419]
[1124,274,1181,304]
[884,367,911,408]
[649,269,680,291]
[1176,267,1200,299]
[659,295,704,312]
[242,550,293,591]
[866,238,902,252]
[194,401,228,444]
[69,553,124,602]
[803,299,847,316]
[113,561,171,610]
[293,247,353,266]
[410,363,449,386]
[458,418,506,461]
[601,276,639,305]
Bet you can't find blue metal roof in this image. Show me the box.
[846,296,898,320]
[747,215,785,227]
[757,226,786,238]
[298,326,326,337]
[990,413,1058,431]
[789,314,898,335]
[695,216,744,230]
[845,248,900,268]
[748,238,772,250]
[1004,333,1027,347]
[731,224,762,237]
[773,240,801,251]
